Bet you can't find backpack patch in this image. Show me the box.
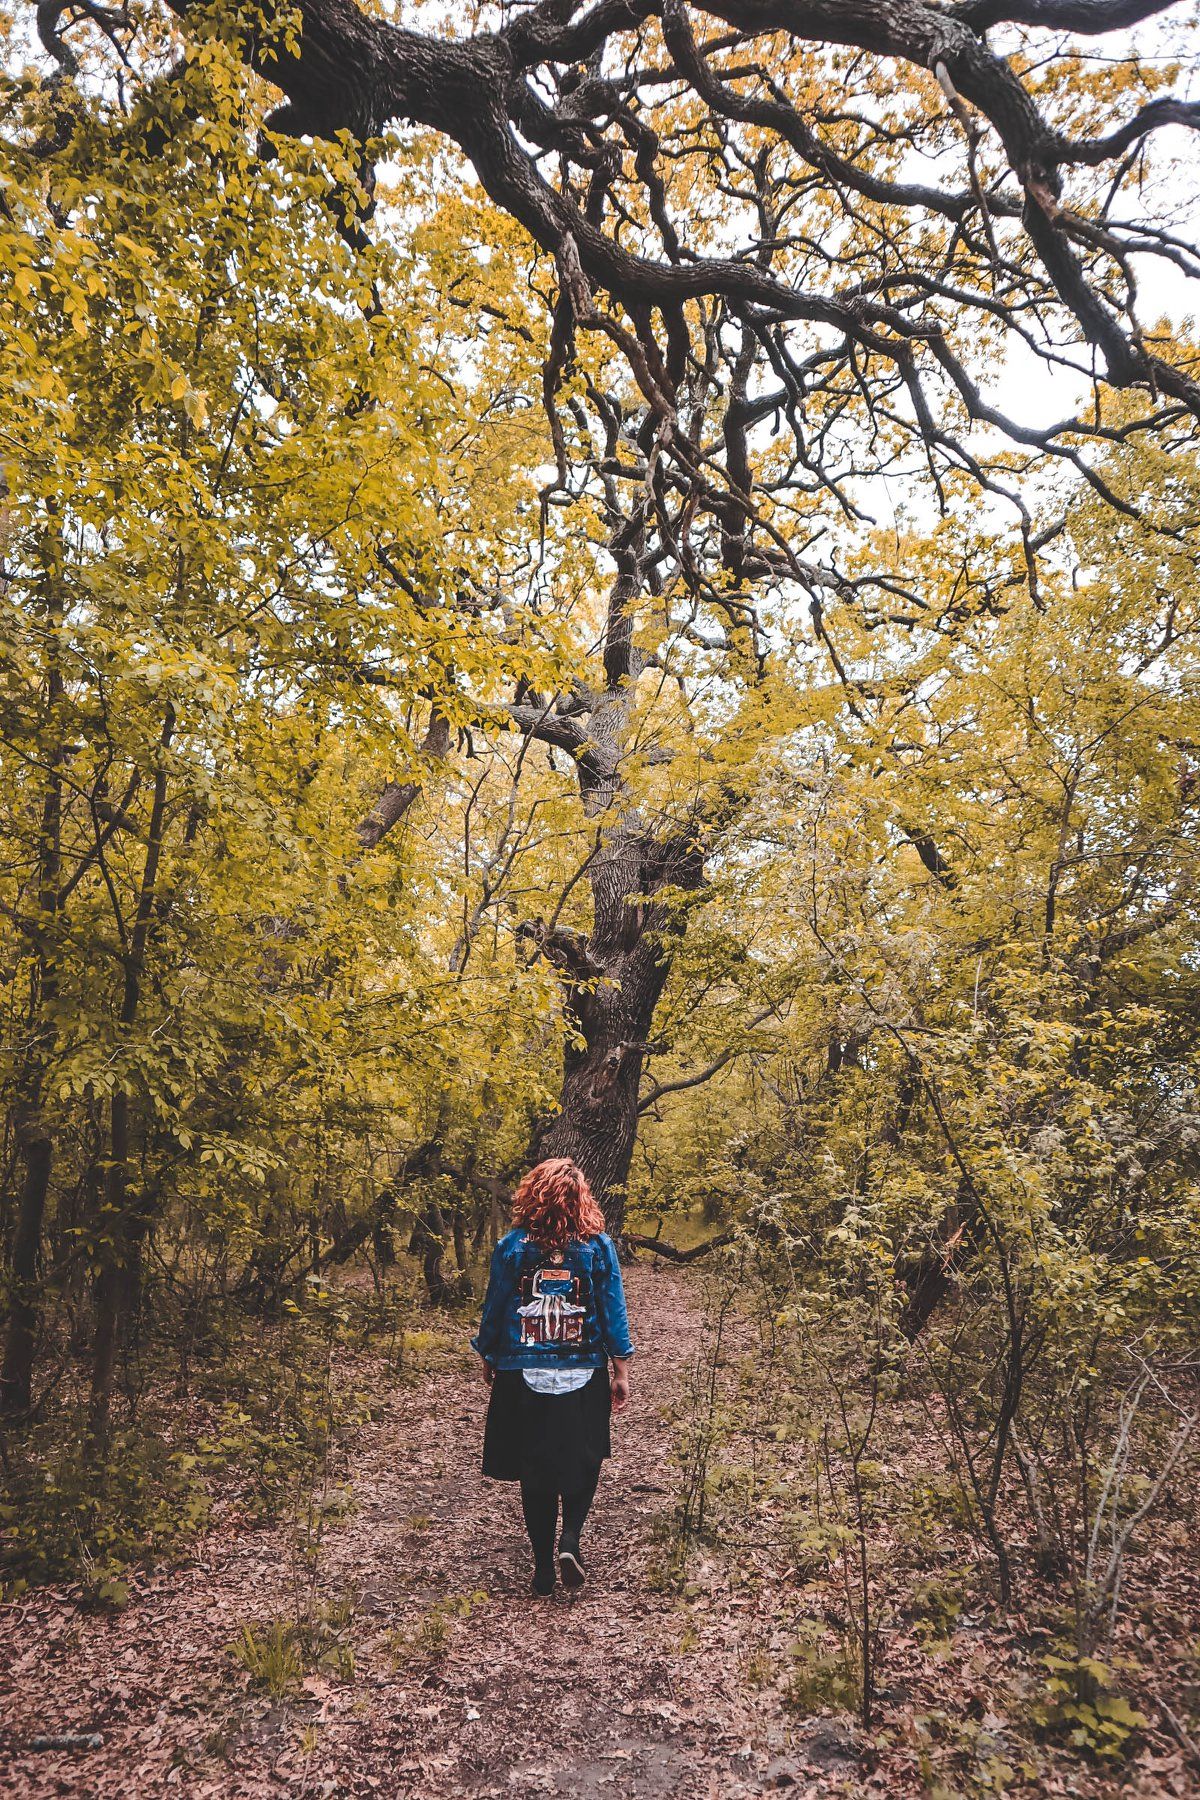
[516,1262,586,1346]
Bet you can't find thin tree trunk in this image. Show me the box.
[88,707,174,1446]
[0,528,64,1417]
[410,1197,460,1304]
[452,1204,468,1272]
[0,1124,53,1414]
[87,1088,131,1441]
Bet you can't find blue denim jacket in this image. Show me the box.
[471,1229,635,1369]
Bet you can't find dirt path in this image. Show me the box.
[0,1264,805,1799]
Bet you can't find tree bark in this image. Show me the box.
[87,707,175,1446]
[354,709,450,852]
[0,526,65,1419]
[409,1196,469,1304]
[87,1087,133,1442]
[508,490,711,1234]
[0,1123,54,1415]
[536,984,658,1233]
[535,824,704,1234]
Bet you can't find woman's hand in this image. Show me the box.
[610,1357,631,1414]
[478,1356,495,1389]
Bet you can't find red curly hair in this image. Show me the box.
[511,1157,605,1253]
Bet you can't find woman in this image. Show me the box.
[472,1157,634,1596]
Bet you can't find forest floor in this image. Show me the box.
[0,1264,834,1799]
[1,1261,1198,1799]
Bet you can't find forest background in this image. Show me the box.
[1,0,1199,1794]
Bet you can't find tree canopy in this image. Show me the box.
[1,6,1199,1784]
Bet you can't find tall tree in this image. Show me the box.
[16,0,1200,1229]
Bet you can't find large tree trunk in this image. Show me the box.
[534,822,703,1234]
[512,501,712,1234]
[537,980,661,1232]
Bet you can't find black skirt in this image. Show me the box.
[482,1368,612,1488]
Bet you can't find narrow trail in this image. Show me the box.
[0,1264,803,1799]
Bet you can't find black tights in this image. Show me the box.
[519,1468,600,1567]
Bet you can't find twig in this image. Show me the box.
[1159,1699,1200,1767]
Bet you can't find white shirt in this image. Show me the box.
[522,1366,594,1395]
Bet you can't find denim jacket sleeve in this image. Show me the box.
[470,1238,516,1362]
[593,1234,635,1359]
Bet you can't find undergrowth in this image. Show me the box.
[658,1235,1200,1796]
[0,1265,450,1594]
